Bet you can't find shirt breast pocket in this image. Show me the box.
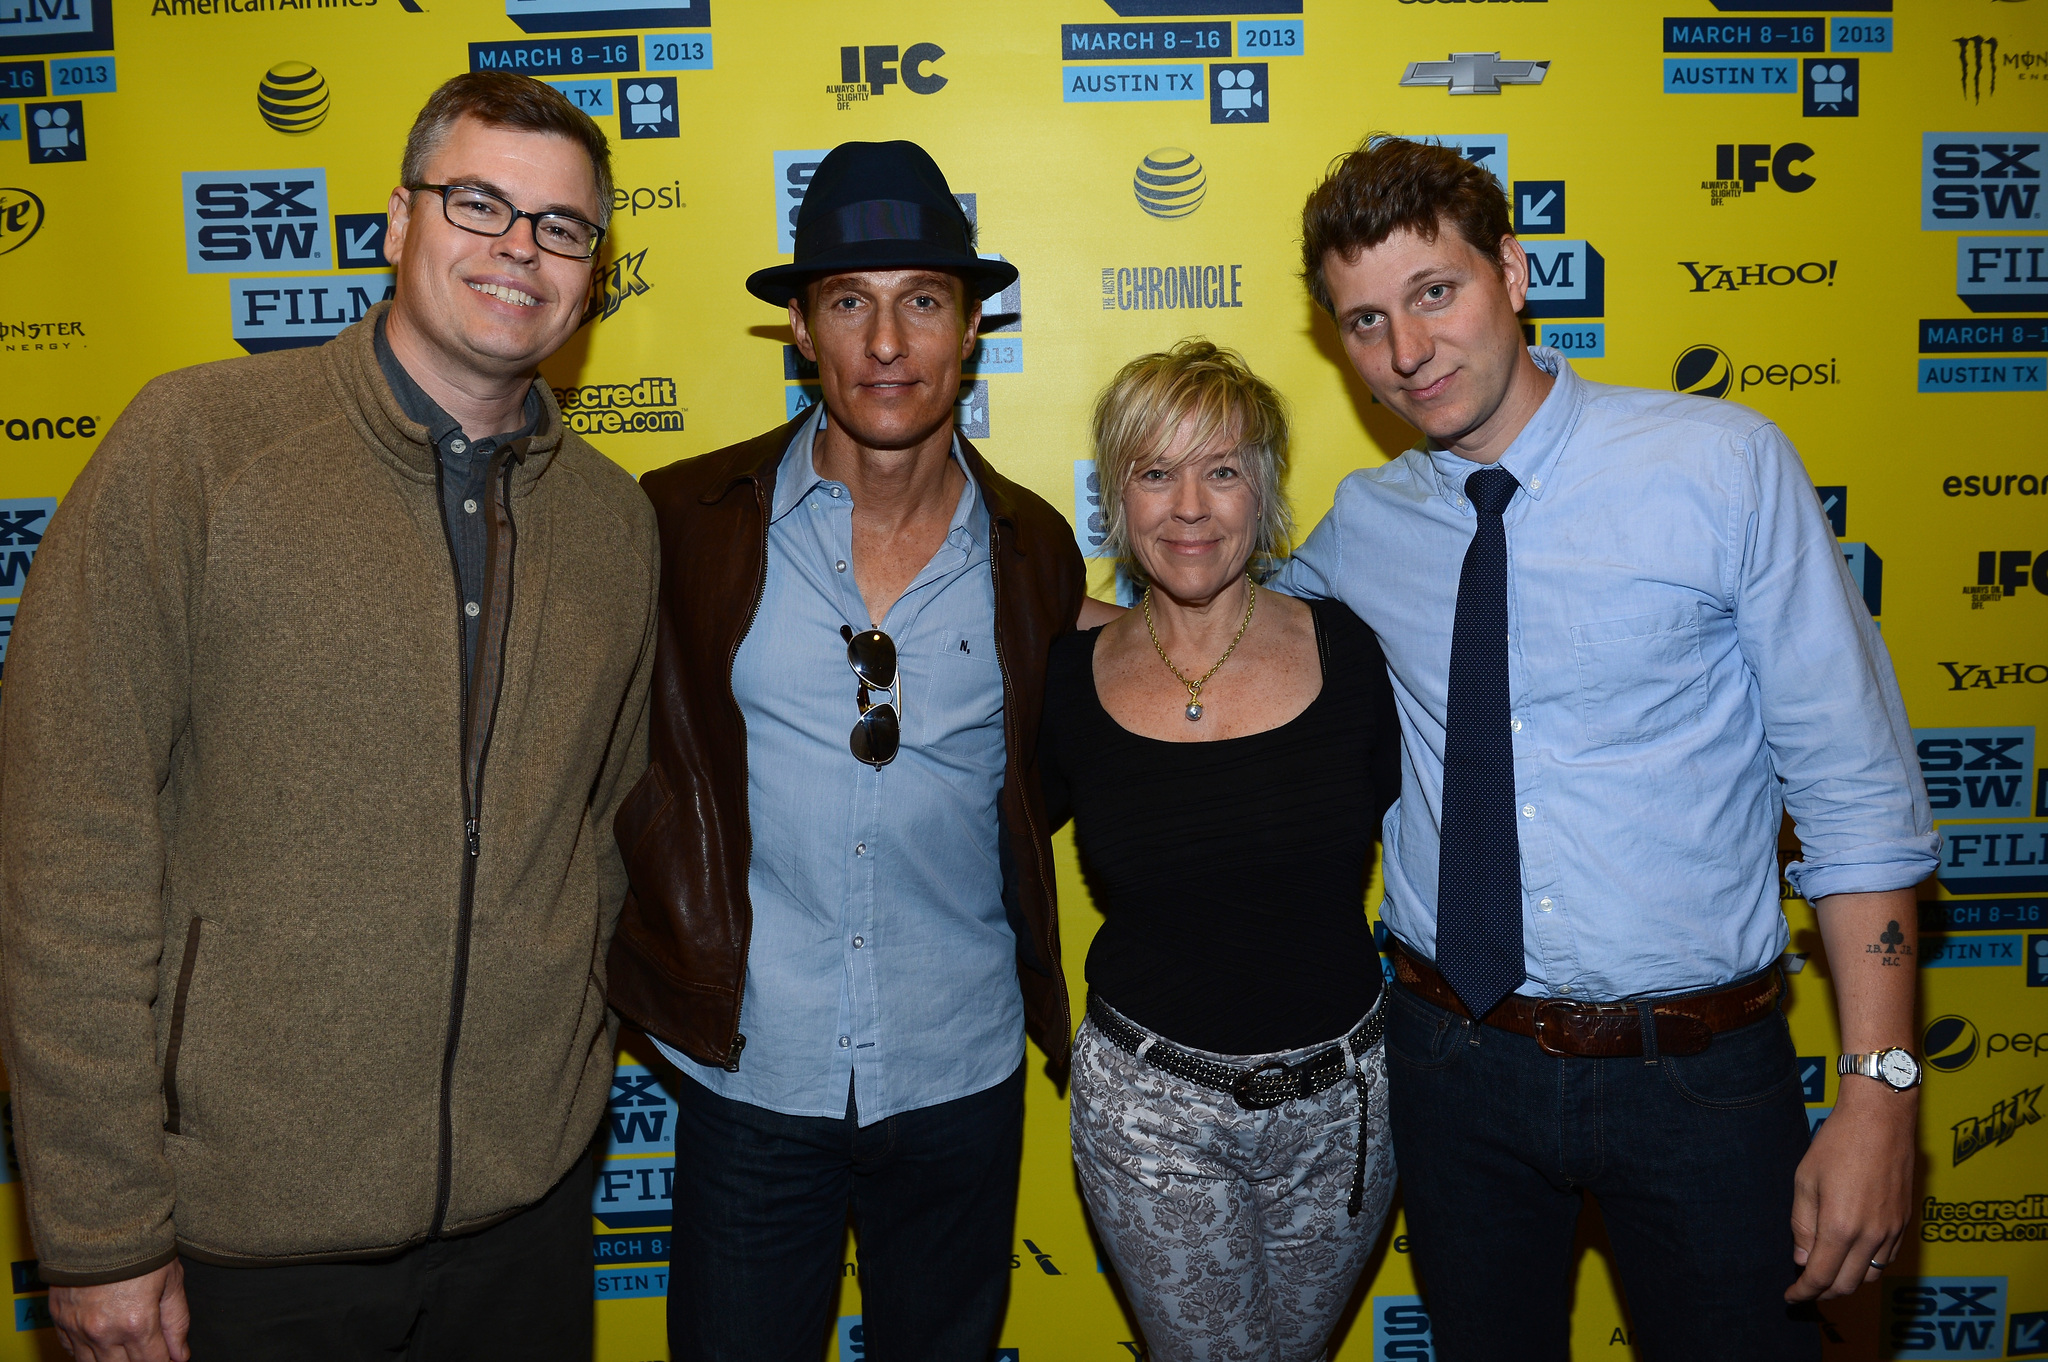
[1569,605,1708,746]
[935,630,998,668]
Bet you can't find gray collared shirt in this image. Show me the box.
[650,401,1021,1124]
[372,315,539,688]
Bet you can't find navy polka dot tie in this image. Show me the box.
[1435,466,1525,1021]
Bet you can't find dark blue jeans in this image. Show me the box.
[1384,979,1819,1362]
[667,1064,1024,1362]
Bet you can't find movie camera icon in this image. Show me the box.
[26,101,84,163]
[617,79,679,139]
[1209,65,1268,124]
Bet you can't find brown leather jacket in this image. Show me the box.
[608,413,1086,1080]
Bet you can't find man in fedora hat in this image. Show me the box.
[608,140,1097,1360]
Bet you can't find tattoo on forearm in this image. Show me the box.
[1865,919,1913,966]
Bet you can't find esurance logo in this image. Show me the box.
[182,169,330,274]
[1922,134,2043,230]
[0,188,43,257]
[1916,727,2036,815]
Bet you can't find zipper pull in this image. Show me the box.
[466,819,480,858]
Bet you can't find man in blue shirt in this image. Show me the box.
[1278,137,1937,1360]
[609,142,1090,1361]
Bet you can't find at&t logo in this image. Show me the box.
[1133,149,1205,218]
[256,61,329,134]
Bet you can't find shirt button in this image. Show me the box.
[855,842,866,856]
[852,936,864,949]
[1558,986,1573,995]
[839,1036,851,1048]
[1455,497,1467,508]
[1521,804,1536,818]
[449,439,467,454]
[1538,897,1553,911]
[463,498,478,515]
[830,486,843,498]
[1510,718,1523,733]
[836,560,847,573]
[1531,478,1543,490]
[464,601,480,618]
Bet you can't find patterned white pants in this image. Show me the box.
[1070,1001,1397,1362]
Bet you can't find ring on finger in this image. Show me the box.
[1869,1259,1887,1272]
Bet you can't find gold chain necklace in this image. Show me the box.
[1141,577,1257,723]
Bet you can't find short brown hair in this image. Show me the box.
[1091,339,1293,585]
[1299,134,1513,315]
[400,72,614,228]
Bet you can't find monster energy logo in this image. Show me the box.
[1957,36,1997,103]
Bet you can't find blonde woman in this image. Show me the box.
[1039,340,1400,1362]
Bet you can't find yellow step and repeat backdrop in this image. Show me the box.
[2,0,2045,1357]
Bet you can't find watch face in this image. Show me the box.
[1878,1050,1919,1088]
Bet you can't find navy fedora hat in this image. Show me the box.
[746,140,1019,307]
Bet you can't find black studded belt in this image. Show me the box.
[1085,993,1387,1215]
[1086,992,1385,1110]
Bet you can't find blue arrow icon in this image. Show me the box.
[1520,189,1555,226]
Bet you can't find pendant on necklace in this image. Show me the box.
[1185,700,1204,722]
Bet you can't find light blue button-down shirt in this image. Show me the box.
[653,403,1021,1122]
[1275,349,1937,1001]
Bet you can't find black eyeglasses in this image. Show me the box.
[408,183,606,261]
[842,625,900,768]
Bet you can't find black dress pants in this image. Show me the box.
[667,1064,1026,1362]
[181,1154,593,1361]
[1384,979,1821,1362]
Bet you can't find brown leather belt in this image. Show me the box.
[1387,941,1782,1058]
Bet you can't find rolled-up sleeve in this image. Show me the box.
[1731,423,1938,901]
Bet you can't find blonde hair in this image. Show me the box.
[1090,339,1292,585]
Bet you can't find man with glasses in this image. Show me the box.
[0,72,656,1362]
[608,140,1095,1361]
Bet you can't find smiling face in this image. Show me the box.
[788,269,980,452]
[1123,415,1259,603]
[1323,222,1542,462]
[382,115,601,382]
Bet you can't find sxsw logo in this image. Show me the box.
[1884,1277,2007,1359]
[591,1063,676,1231]
[1373,1294,1434,1360]
[1916,727,2035,815]
[0,499,56,601]
[1922,135,2042,230]
[182,170,329,274]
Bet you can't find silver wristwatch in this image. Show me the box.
[1837,1048,1923,1091]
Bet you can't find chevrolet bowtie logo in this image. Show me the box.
[1400,52,1551,96]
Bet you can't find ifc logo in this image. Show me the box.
[1925,1015,1980,1072]
[258,62,330,135]
[1672,344,1733,399]
[1134,149,1206,219]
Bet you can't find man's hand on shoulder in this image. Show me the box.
[1787,1077,1917,1301]
[50,1261,190,1362]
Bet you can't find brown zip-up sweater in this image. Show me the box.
[0,306,658,1285]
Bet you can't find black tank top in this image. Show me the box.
[1038,597,1400,1054]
